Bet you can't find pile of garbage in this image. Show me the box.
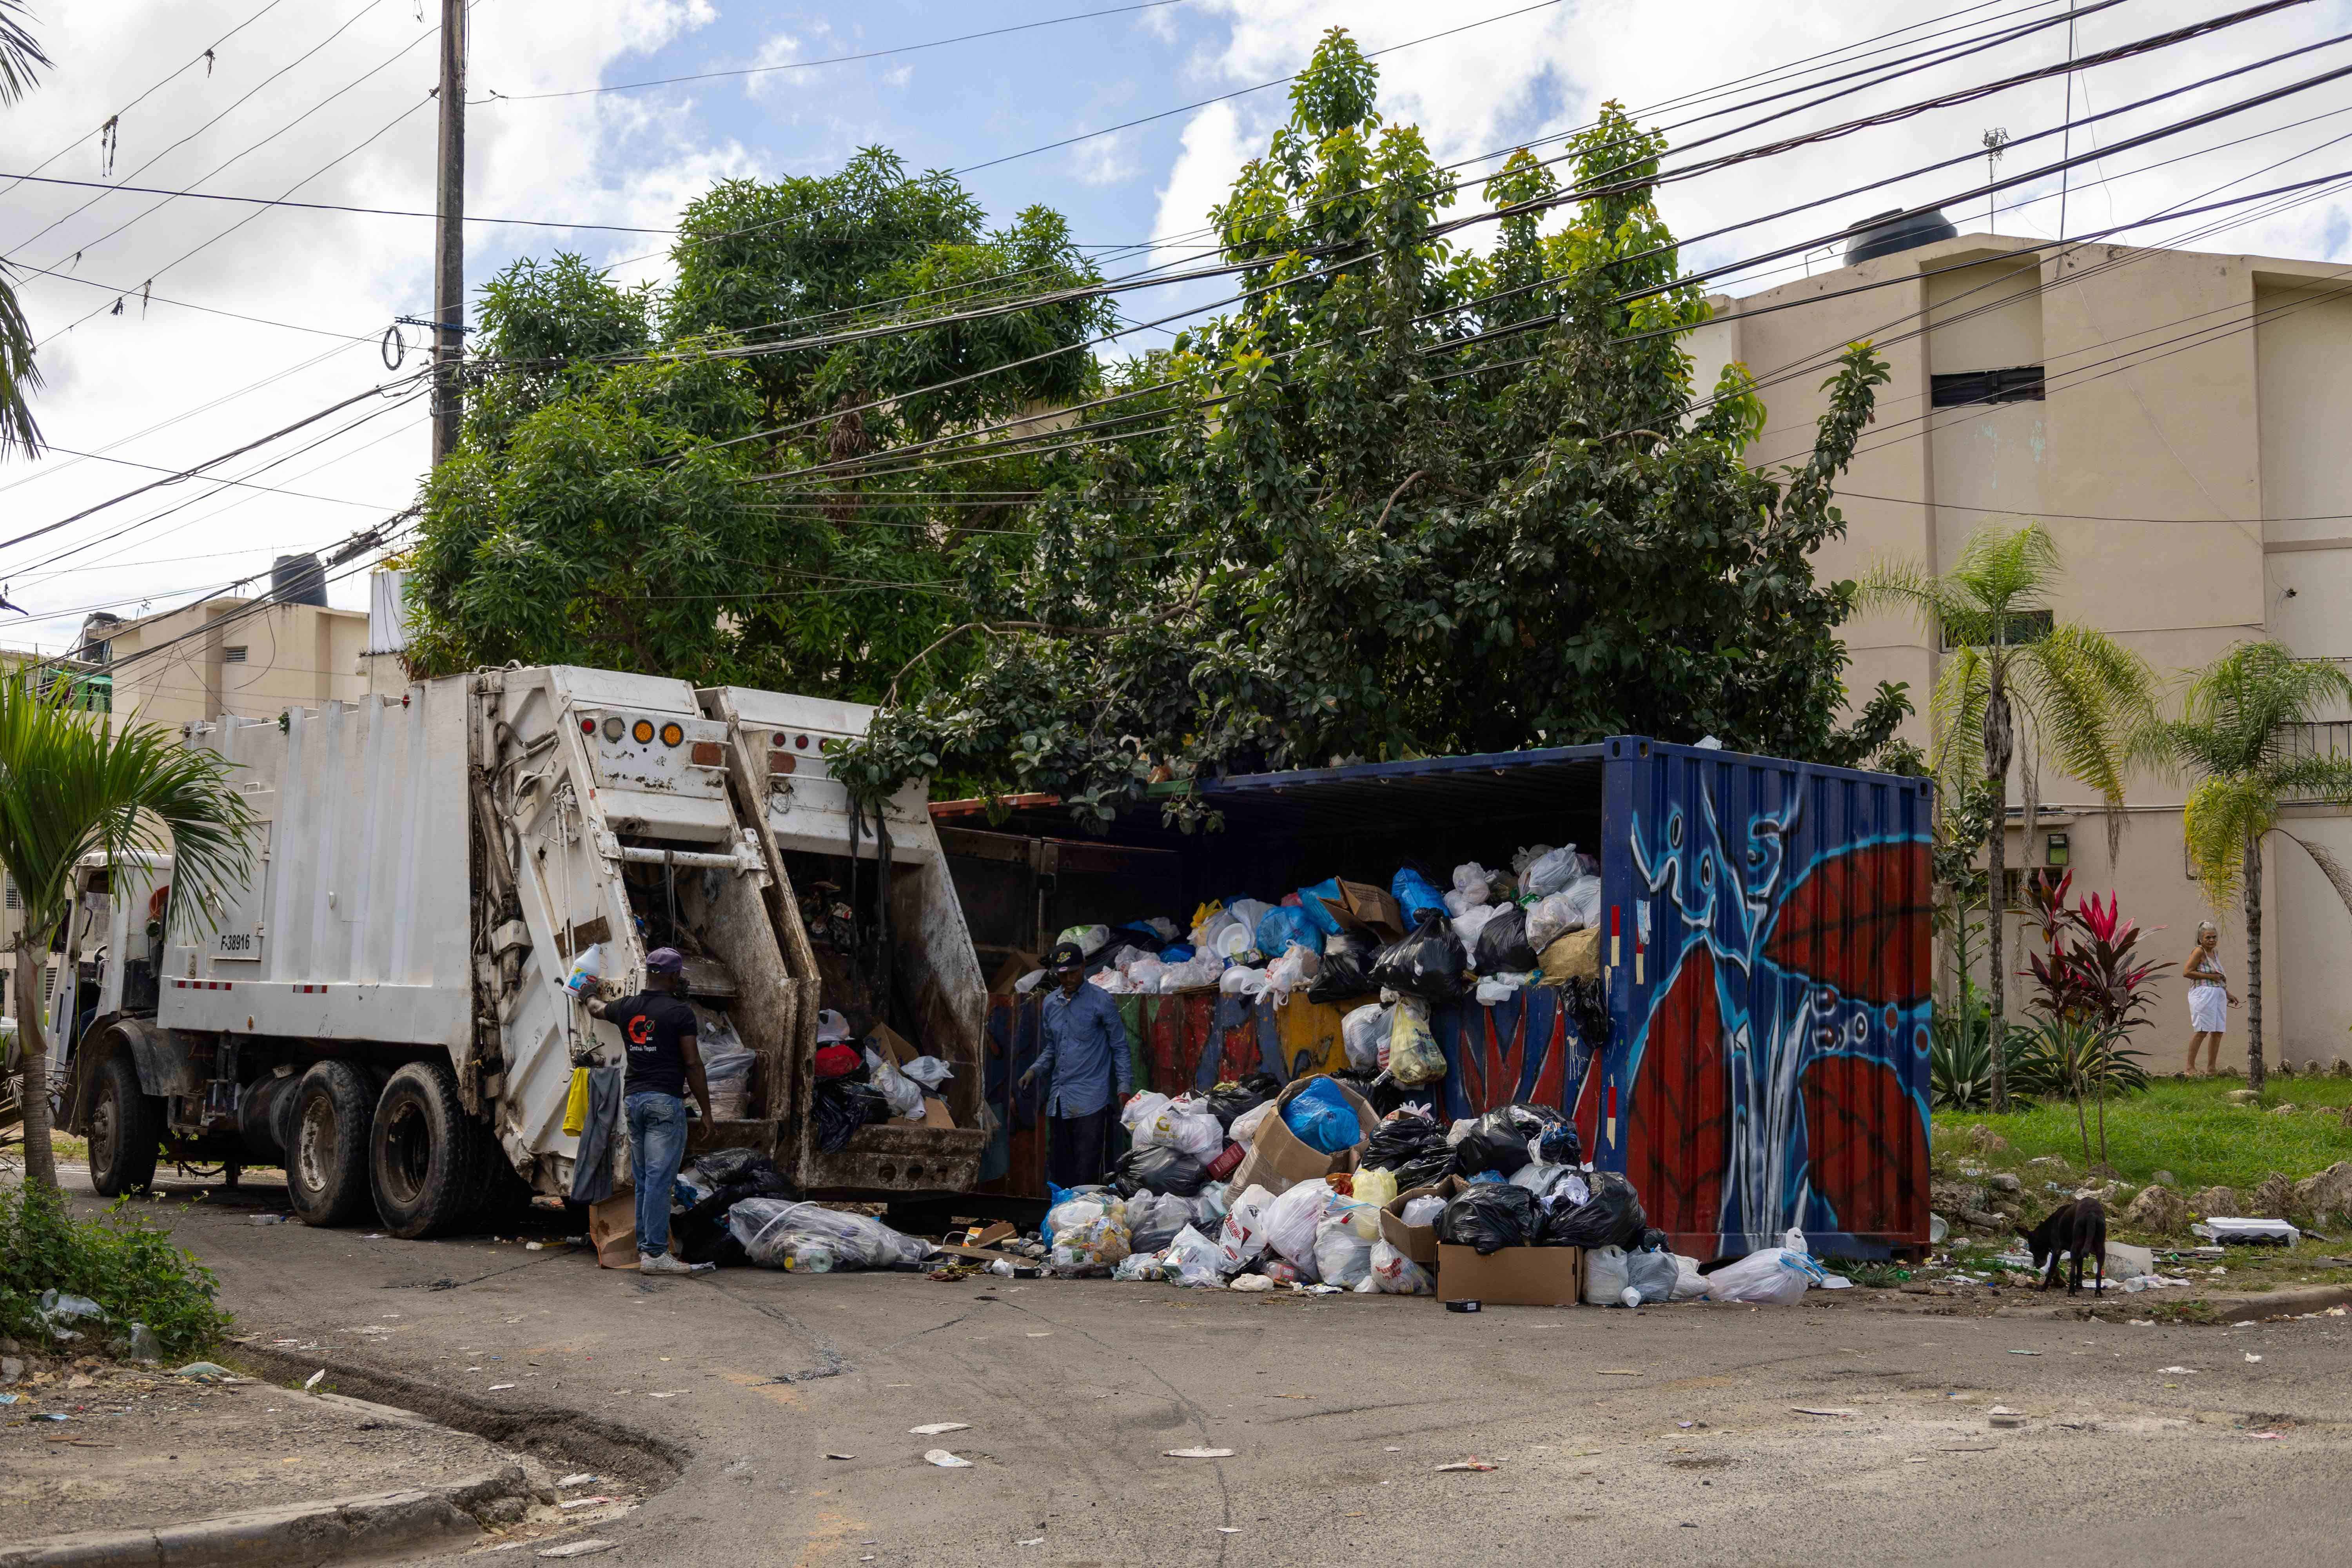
[663,1146,938,1274]
[1039,1073,1842,1307]
[805,1009,959,1152]
[1011,848,1606,1011]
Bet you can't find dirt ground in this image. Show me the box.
[0,1352,582,1539]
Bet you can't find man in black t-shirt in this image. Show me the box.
[588,947,712,1276]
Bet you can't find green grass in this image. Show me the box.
[1932,1073,2352,1194]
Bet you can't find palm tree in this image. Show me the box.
[1863,523,2156,1109]
[2,0,54,459]
[2140,641,2352,1091]
[0,677,252,1191]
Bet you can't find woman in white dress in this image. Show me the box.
[2182,921,2238,1076]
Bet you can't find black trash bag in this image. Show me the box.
[1474,903,1539,974]
[1453,1102,1571,1178]
[1534,1122,1582,1166]
[686,1147,771,1191]
[1541,1170,1648,1249]
[1110,922,1169,955]
[675,1166,797,1266]
[1326,1066,1409,1119]
[1205,1073,1282,1131]
[1436,1182,1540,1255]
[1307,932,1377,1004]
[1392,1145,1459,1191]
[1360,1107,1446,1172]
[814,1080,890,1153]
[1370,912,1468,1002]
[1113,1144,1210,1198]
[1635,1227,1671,1254]
[1129,1222,1186,1256]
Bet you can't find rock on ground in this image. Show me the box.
[2123,1184,2190,1234]
[2191,1186,2241,1218]
[2295,1161,2352,1226]
[2254,1172,2297,1219]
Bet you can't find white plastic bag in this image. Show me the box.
[1044,1193,1131,1273]
[1510,843,1554,877]
[1521,845,1592,897]
[1159,949,1225,991]
[1220,965,1270,997]
[900,1055,955,1089]
[1703,1247,1825,1305]
[1013,968,1047,994]
[1225,899,1274,952]
[1216,1184,1276,1270]
[1230,1101,1277,1149]
[1089,969,1136,995]
[1475,971,1529,1006]
[1166,1225,1229,1287]
[1143,916,1181,942]
[1122,1092,1174,1144]
[1058,923,1112,956]
[1370,1239,1435,1295]
[1401,1194,1447,1228]
[1266,943,1320,1002]
[1341,1002,1388,1072]
[1670,1254,1710,1301]
[1561,874,1602,933]
[1386,998,1446,1087]
[1626,1249,1681,1304]
[1149,1095,1224,1160]
[1263,1178,1332,1265]
[1525,891,1581,951]
[1312,1211,1376,1290]
[1450,902,1501,953]
[1127,956,1168,991]
[865,1047,926,1119]
[1584,1244,1633,1306]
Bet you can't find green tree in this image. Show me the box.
[2141,641,2352,1090]
[1,0,54,459]
[1862,523,2156,1109]
[838,34,1911,823]
[405,148,1113,699]
[0,681,252,1192]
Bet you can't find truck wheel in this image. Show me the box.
[86,1050,162,1196]
[369,1062,478,1240]
[287,1061,374,1227]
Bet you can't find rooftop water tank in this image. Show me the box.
[271,553,327,607]
[1843,207,1958,267]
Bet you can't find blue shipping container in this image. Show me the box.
[946,736,1934,1260]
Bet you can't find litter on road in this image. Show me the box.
[1435,1460,1498,1472]
[1165,1447,1236,1459]
[924,1450,974,1468]
[909,1423,970,1435]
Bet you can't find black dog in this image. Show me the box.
[2019,1198,2107,1295]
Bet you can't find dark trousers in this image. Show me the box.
[1047,1107,1113,1191]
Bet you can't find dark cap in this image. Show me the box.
[1049,942,1086,971]
[646,946,686,975]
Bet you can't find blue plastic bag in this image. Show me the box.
[1297,878,1346,936]
[1255,905,1324,958]
[1160,942,1196,962]
[1392,867,1446,922]
[1281,1077,1361,1155]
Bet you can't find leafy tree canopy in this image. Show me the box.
[837,31,1909,826]
[405,147,1113,693]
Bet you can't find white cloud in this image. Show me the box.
[743,32,802,101]
[1071,130,1138,189]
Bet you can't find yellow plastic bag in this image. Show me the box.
[561,1066,591,1136]
[1350,1167,1398,1235]
[1539,926,1602,984]
[1387,1000,1446,1087]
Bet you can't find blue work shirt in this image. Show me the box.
[1034,980,1134,1118]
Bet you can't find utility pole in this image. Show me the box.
[1981,128,2009,233]
[431,0,466,464]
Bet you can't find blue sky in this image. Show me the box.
[2,0,2348,657]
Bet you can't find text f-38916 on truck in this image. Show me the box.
[55,666,987,1237]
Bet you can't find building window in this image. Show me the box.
[4,874,15,910]
[1931,366,2046,407]
[223,646,248,664]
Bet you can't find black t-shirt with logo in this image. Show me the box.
[605,991,698,1098]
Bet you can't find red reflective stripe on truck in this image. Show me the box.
[171,979,234,991]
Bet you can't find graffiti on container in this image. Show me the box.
[1625,778,1931,1251]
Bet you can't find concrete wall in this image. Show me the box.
[1706,232,2352,1069]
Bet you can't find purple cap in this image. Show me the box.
[645,947,686,975]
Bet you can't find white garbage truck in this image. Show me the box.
[58,665,987,1237]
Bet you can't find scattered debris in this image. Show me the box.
[1989,1407,2025,1428]
[824,1453,855,1461]
[2245,1354,2263,1363]
[1165,1447,1236,1459]
[557,1498,613,1510]
[910,1422,969,1436]
[303,1369,326,1390]
[489,1383,517,1391]
[1435,1460,1498,1472]
[924,1450,974,1468]
[1791,1408,1854,1418]
[537,1543,615,1560]
[557,1474,597,1488]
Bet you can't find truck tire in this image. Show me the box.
[85,1049,162,1196]
[369,1061,478,1240]
[287,1060,374,1227]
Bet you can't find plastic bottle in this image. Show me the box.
[1619,1286,1643,1310]
[565,943,604,996]
[786,1240,838,1273]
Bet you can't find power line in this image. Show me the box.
[0,168,673,234]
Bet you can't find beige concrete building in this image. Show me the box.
[73,593,370,727]
[1687,220,2352,1071]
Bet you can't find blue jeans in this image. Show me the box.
[626,1091,689,1257]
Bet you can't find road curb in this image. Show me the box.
[0,1466,528,1568]
[2005,1281,2352,1320]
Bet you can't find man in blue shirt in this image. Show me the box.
[1021,942,1135,1189]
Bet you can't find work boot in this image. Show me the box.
[639,1252,693,1276]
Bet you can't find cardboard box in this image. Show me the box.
[988,949,1044,995]
[1379,1176,1464,1269]
[1318,880,1405,942]
[1227,1075,1379,1197]
[588,1191,639,1270]
[919,1094,957,1130]
[1436,1243,1584,1307]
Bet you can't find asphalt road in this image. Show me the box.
[74,1171,2352,1567]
